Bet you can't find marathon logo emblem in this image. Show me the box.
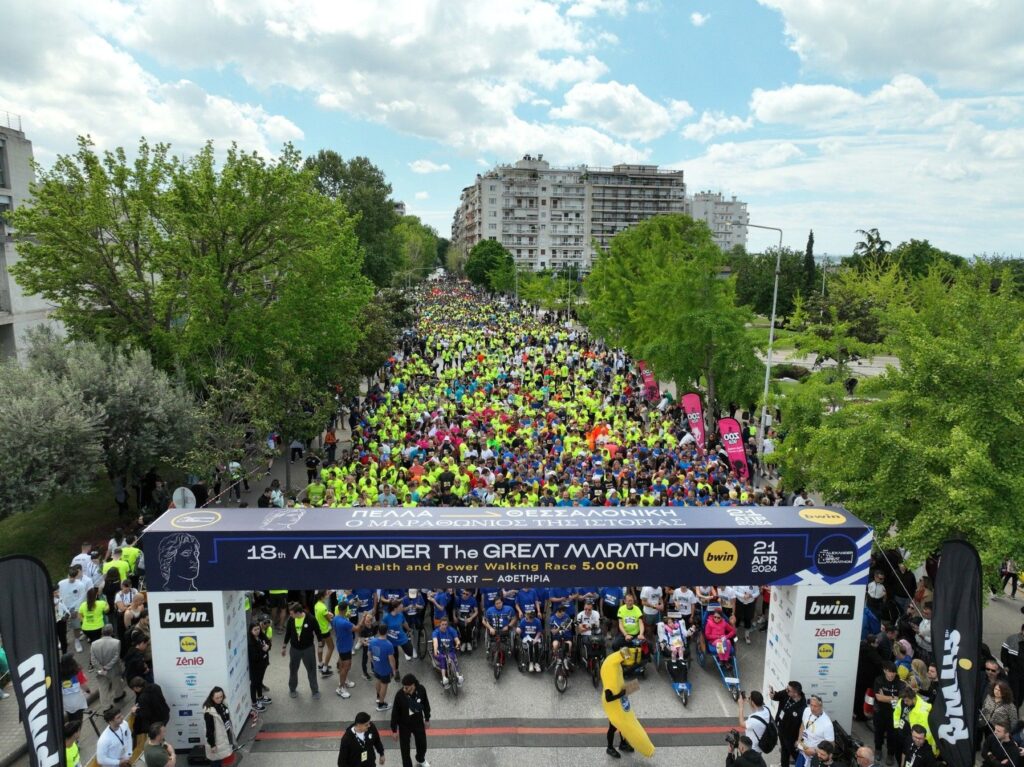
[804,595,855,620]
[160,602,214,628]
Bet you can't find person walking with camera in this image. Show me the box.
[727,734,768,767]
[771,681,807,767]
[738,691,774,754]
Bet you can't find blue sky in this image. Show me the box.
[3,0,1022,256]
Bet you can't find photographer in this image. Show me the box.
[738,690,773,753]
[727,734,768,767]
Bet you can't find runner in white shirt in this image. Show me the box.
[670,586,700,627]
[718,586,738,621]
[733,586,760,644]
[639,586,664,641]
[58,567,89,653]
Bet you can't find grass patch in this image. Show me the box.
[0,479,120,582]
[747,325,798,350]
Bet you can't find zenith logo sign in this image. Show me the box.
[805,596,856,620]
[159,603,215,628]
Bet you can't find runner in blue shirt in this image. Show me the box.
[514,587,541,618]
[480,586,504,611]
[431,616,463,687]
[381,603,414,667]
[547,586,578,617]
[454,589,479,652]
[550,603,575,666]
[380,587,404,612]
[516,605,544,673]
[369,624,396,711]
[351,588,378,619]
[601,586,627,632]
[331,611,355,698]
[428,589,452,627]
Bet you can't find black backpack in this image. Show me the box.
[752,714,779,753]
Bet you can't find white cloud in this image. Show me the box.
[414,191,430,200]
[408,159,451,174]
[757,0,1024,89]
[551,80,693,141]
[0,2,301,164]
[690,12,710,26]
[82,0,639,164]
[682,111,752,142]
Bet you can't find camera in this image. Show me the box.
[725,729,741,748]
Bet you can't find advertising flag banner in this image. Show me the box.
[681,393,706,447]
[929,540,982,767]
[143,505,872,591]
[717,416,750,481]
[0,556,66,767]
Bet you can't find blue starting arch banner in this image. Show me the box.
[142,505,872,591]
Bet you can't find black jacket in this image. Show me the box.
[337,723,384,767]
[133,683,170,736]
[284,614,317,650]
[727,748,768,767]
[248,632,271,671]
[771,691,807,743]
[391,684,431,731]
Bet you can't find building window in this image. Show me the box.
[490,211,496,217]
[488,197,496,204]
[489,185,496,191]
[0,138,7,189]
[488,223,497,230]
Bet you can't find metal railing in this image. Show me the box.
[1,111,22,132]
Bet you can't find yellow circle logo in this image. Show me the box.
[179,636,198,652]
[958,658,973,670]
[703,540,739,574]
[799,508,847,525]
[171,511,222,530]
[817,643,834,659]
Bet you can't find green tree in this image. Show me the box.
[849,228,892,270]
[0,360,105,518]
[803,230,817,297]
[732,246,806,318]
[465,240,513,289]
[436,237,450,269]
[888,238,965,277]
[393,215,439,285]
[24,327,196,495]
[795,270,1024,571]
[303,150,403,287]
[584,214,762,418]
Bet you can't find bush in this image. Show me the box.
[772,364,811,381]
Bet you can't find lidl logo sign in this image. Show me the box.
[817,642,835,659]
[179,635,198,653]
[703,540,738,574]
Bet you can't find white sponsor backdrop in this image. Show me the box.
[149,590,251,750]
[762,584,864,731]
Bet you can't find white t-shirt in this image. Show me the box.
[576,610,601,634]
[639,586,663,616]
[867,581,886,600]
[718,586,737,608]
[670,588,699,616]
[800,708,834,750]
[58,577,88,612]
[745,705,773,752]
[734,586,759,605]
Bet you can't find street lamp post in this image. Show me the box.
[735,221,784,460]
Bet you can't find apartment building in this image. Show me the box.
[687,190,748,251]
[0,115,58,359]
[452,155,688,272]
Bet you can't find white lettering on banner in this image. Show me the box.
[938,630,970,743]
[481,543,559,558]
[563,541,697,559]
[163,608,210,624]
[17,655,60,767]
[293,544,430,560]
[722,432,741,443]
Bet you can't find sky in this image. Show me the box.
[2,0,1022,256]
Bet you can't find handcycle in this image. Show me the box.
[486,628,512,681]
[551,633,574,693]
[429,646,462,698]
[579,631,606,689]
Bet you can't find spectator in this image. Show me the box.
[130,677,170,739]
[142,723,176,767]
[90,625,126,711]
[727,734,768,767]
[202,687,235,767]
[338,711,385,767]
[282,602,320,699]
[796,695,835,767]
[95,708,133,767]
[771,680,807,767]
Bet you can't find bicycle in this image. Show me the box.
[580,633,606,689]
[488,629,510,680]
[430,647,462,698]
[552,636,573,693]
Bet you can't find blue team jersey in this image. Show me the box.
[431,590,452,612]
[381,611,408,646]
[519,617,542,638]
[332,615,354,654]
[550,612,574,638]
[515,588,538,613]
[456,594,477,619]
[402,594,425,618]
[485,604,515,629]
[601,587,625,609]
[369,636,395,677]
[380,588,404,606]
[432,626,458,652]
[352,588,377,614]
[481,588,504,610]
[548,587,577,615]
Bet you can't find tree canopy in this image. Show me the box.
[731,246,808,318]
[583,214,762,418]
[465,239,514,289]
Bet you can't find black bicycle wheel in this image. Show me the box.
[555,667,568,693]
[416,626,427,658]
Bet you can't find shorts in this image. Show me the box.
[374,672,393,684]
[268,593,287,609]
[602,604,618,623]
[336,651,353,662]
[315,626,332,641]
[643,612,660,626]
[68,616,82,630]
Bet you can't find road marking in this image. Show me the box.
[256,723,737,741]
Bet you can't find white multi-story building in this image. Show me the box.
[452,155,690,272]
[686,190,748,252]
[0,116,59,359]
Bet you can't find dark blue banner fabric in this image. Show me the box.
[143,505,871,590]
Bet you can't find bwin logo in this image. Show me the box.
[159,602,215,628]
[805,596,856,621]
